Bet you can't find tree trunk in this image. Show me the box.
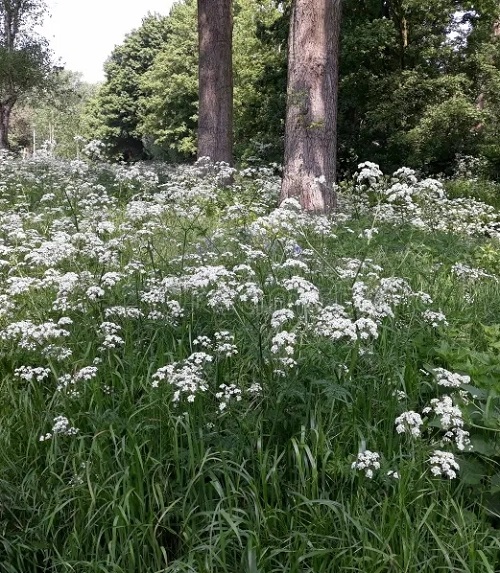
[197,0,233,165]
[280,0,341,214]
[0,102,13,150]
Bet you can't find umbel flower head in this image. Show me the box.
[429,450,460,479]
[351,450,381,479]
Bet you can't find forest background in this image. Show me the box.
[9,0,500,181]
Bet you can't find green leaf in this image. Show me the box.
[458,457,487,485]
[311,379,352,404]
[470,437,497,456]
[490,472,500,494]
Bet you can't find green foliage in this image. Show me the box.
[82,13,170,159]
[139,0,284,163]
[79,0,500,177]
[445,175,500,210]
[470,40,500,179]
[232,0,287,163]
[406,95,482,172]
[337,0,500,176]
[10,70,97,155]
[0,42,51,92]
[139,0,198,161]
[0,0,56,148]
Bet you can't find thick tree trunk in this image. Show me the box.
[0,103,13,150]
[280,0,341,214]
[197,0,233,165]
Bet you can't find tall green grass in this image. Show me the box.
[1,157,500,572]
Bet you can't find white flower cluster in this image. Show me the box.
[358,227,379,240]
[270,330,298,373]
[249,205,301,241]
[392,366,473,472]
[6,276,41,296]
[352,278,406,321]
[207,281,237,310]
[82,139,106,159]
[98,322,124,350]
[248,382,262,395]
[55,366,99,396]
[182,265,262,311]
[422,395,464,431]
[334,258,383,280]
[24,234,76,267]
[105,306,144,319]
[282,276,320,307]
[348,164,500,237]
[86,286,105,301]
[140,276,182,304]
[277,258,310,272]
[432,368,470,388]
[44,271,85,312]
[351,450,381,479]
[193,331,238,358]
[248,199,335,242]
[395,411,424,437]
[2,318,72,351]
[271,308,295,329]
[0,293,15,319]
[14,365,51,382]
[313,304,359,342]
[192,335,211,349]
[422,310,449,327]
[356,161,383,187]
[215,383,242,411]
[152,352,213,403]
[236,281,263,304]
[451,263,493,281]
[214,331,238,357]
[39,415,79,441]
[422,395,470,451]
[74,366,98,382]
[271,330,296,356]
[429,450,460,479]
[392,167,418,185]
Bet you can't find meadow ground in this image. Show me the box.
[1,156,500,572]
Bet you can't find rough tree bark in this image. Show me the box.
[197,0,233,165]
[0,99,14,149]
[280,0,341,214]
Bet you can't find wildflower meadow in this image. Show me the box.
[1,153,500,572]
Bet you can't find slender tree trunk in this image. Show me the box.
[197,0,233,165]
[0,102,13,150]
[280,0,341,214]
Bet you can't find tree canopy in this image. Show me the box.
[0,0,55,149]
[77,0,500,178]
[83,13,170,160]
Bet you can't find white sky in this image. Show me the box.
[41,0,176,84]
